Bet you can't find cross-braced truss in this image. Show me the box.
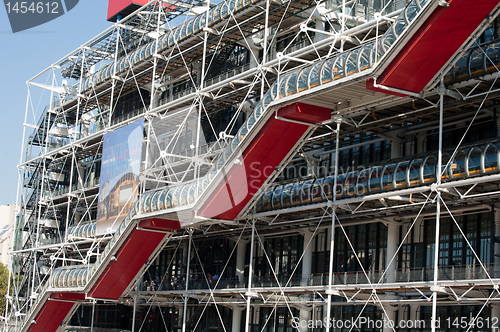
[10,0,500,331]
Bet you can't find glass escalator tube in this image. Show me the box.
[74,225,81,239]
[77,268,86,287]
[440,153,452,181]
[261,186,275,211]
[485,42,500,72]
[220,2,229,19]
[381,164,396,191]
[63,268,71,288]
[394,160,410,188]
[320,58,335,85]
[199,12,207,31]
[356,168,370,195]
[237,123,248,147]
[484,143,500,173]
[298,67,312,92]
[392,9,409,37]
[165,187,175,209]
[236,0,244,11]
[158,188,167,210]
[335,174,345,199]
[211,4,220,23]
[180,23,187,41]
[291,182,302,206]
[408,158,423,186]
[333,53,347,80]
[71,268,79,287]
[301,179,314,204]
[171,185,184,208]
[82,224,89,238]
[151,190,161,212]
[229,0,237,13]
[201,174,211,192]
[369,166,382,193]
[193,15,201,34]
[272,185,283,209]
[57,268,66,287]
[216,150,226,172]
[81,268,89,287]
[422,154,436,184]
[467,147,483,176]
[69,268,78,287]
[188,181,197,204]
[358,42,373,72]
[345,48,361,77]
[119,218,126,235]
[247,111,256,132]
[262,89,272,110]
[380,26,396,54]
[180,183,190,206]
[143,191,154,213]
[51,269,62,288]
[450,150,467,179]
[322,176,334,200]
[231,132,241,153]
[344,172,357,196]
[405,0,420,22]
[279,73,291,98]
[469,48,485,77]
[286,69,299,96]
[311,178,325,202]
[281,183,294,207]
[308,61,323,89]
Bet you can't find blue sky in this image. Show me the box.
[0,1,112,205]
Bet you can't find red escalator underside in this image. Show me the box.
[198,103,331,220]
[27,293,85,332]
[367,0,499,95]
[88,218,180,299]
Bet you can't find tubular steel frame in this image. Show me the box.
[10,0,500,331]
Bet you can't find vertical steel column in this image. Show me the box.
[194,0,211,183]
[182,230,193,332]
[326,117,341,332]
[108,26,121,127]
[131,296,137,332]
[144,4,163,175]
[65,49,86,244]
[260,0,270,101]
[431,83,445,332]
[244,219,256,332]
[91,300,96,332]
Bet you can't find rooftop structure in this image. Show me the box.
[9,0,500,331]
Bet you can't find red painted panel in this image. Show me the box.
[198,118,307,220]
[27,300,75,332]
[89,229,166,299]
[198,103,330,220]
[49,292,85,301]
[107,0,148,21]
[367,0,499,94]
[139,218,181,232]
[277,103,331,123]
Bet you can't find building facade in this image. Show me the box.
[0,204,18,268]
[9,0,500,331]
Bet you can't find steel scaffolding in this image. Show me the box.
[10,0,500,331]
